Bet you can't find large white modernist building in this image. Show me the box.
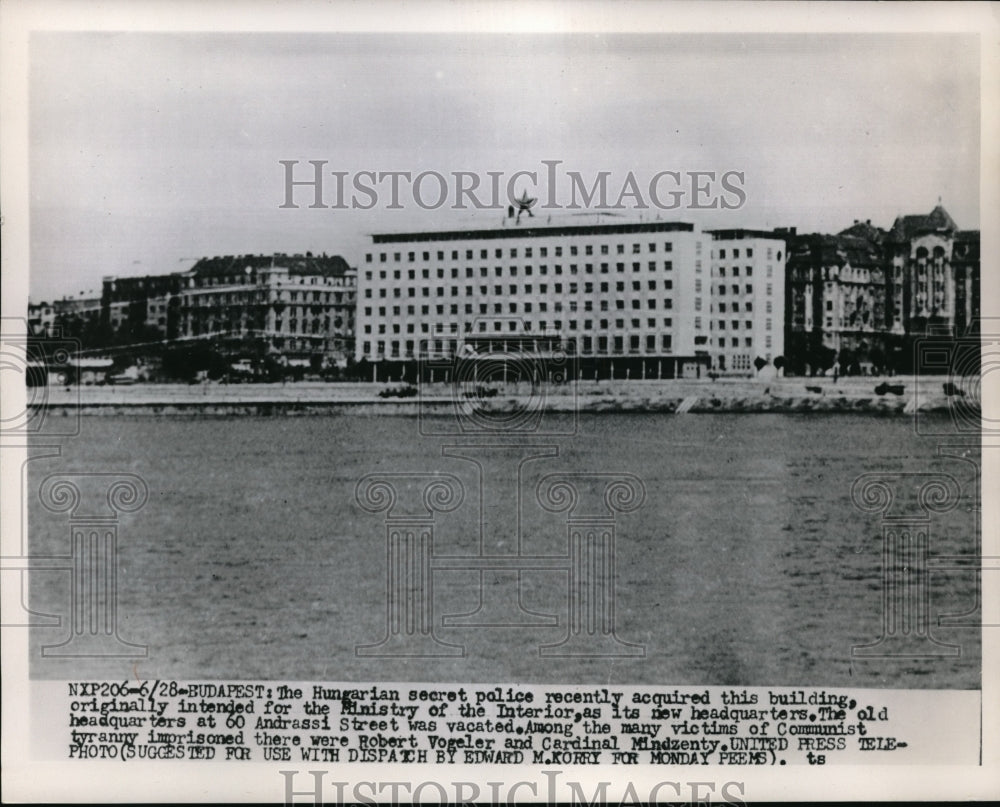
[706,229,787,375]
[358,215,713,380]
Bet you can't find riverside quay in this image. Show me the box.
[357,215,785,381]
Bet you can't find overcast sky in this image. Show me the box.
[28,32,979,302]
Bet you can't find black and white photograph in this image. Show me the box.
[2,1,998,802]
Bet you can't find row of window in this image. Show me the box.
[363,298,680,318]
[364,279,677,298]
[357,279,769,301]
[361,333,676,358]
[364,316,678,335]
[715,301,773,313]
[181,316,348,334]
[715,283,773,296]
[366,242,678,264]
[364,261,680,282]
[715,265,776,278]
[184,275,352,288]
[715,247,781,260]
[186,292,351,305]
[714,319,773,331]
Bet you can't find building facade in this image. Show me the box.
[885,205,975,340]
[784,228,889,374]
[28,291,103,343]
[784,205,980,375]
[101,253,356,362]
[707,229,786,375]
[358,217,712,380]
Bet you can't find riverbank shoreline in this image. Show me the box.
[26,377,972,416]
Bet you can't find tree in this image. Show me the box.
[869,345,886,376]
[813,344,837,375]
[160,343,229,381]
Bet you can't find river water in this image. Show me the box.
[28,413,980,688]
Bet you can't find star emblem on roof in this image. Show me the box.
[514,189,536,221]
[515,189,536,211]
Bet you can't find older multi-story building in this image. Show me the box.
[358,216,712,380]
[785,228,889,374]
[784,205,979,375]
[885,204,973,340]
[27,301,57,337]
[952,229,980,338]
[101,253,356,362]
[28,291,103,343]
[706,229,787,375]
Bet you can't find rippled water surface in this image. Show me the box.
[28,413,980,688]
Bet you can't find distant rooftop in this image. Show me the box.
[787,232,884,268]
[888,204,960,242]
[838,219,887,244]
[185,253,352,278]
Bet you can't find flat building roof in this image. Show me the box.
[371,220,696,244]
